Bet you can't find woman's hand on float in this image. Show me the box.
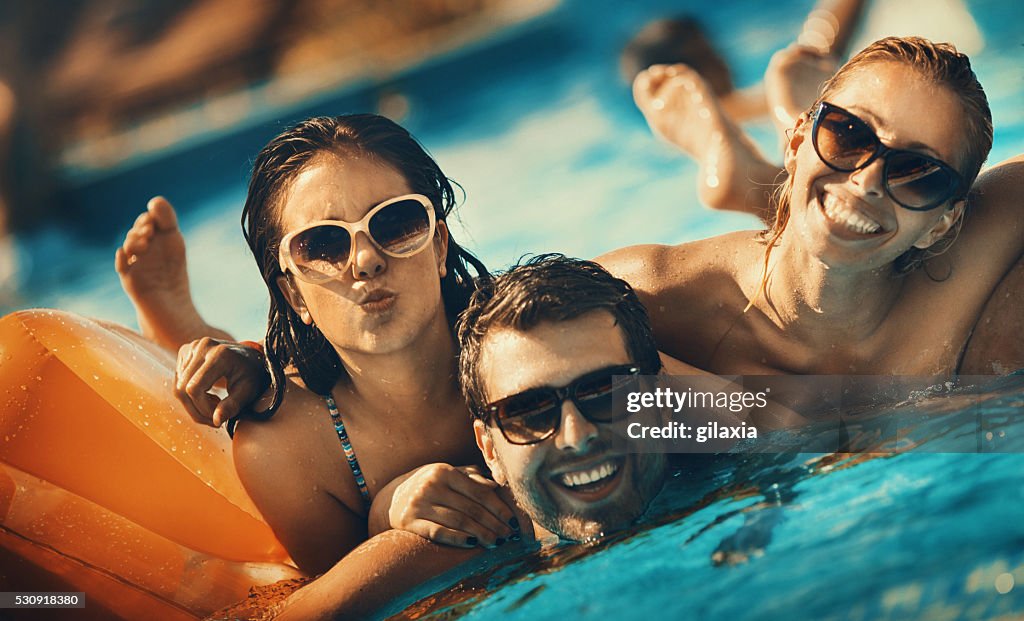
[174,337,270,427]
[370,464,519,549]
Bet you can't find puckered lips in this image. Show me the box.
[359,288,398,313]
[549,455,627,503]
[817,190,888,241]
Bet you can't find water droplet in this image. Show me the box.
[995,572,1014,594]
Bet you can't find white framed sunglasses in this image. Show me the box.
[278,194,437,284]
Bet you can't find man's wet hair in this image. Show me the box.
[458,253,662,417]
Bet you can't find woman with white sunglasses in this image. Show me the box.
[118,115,525,575]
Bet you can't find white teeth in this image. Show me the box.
[822,193,881,234]
[560,461,619,488]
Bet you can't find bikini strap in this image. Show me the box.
[325,394,371,510]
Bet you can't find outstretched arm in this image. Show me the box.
[801,0,870,59]
[765,0,869,140]
[274,529,484,621]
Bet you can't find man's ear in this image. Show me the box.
[783,114,808,174]
[913,199,966,250]
[276,274,313,325]
[473,419,506,485]
[435,220,450,278]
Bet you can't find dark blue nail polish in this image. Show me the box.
[467,536,478,546]
[495,537,506,546]
[509,517,520,530]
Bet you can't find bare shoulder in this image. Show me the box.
[233,377,320,471]
[926,154,1024,301]
[598,232,762,367]
[234,378,366,575]
[232,377,332,516]
[974,153,1024,195]
[956,155,1024,251]
[596,243,674,295]
[597,232,756,296]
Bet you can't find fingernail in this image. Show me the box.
[466,536,478,547]
[495,537,505,546]
[509,517,520,530]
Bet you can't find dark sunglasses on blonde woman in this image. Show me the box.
[811,102,966,211]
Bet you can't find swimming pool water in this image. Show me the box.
[384,375,1024,620]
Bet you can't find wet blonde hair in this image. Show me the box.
[751,37,993,308]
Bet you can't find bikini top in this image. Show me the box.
[325,394,371,511]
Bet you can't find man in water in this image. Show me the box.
[272,254,673,620]
[458,254,670,542]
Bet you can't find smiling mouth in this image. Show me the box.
[552,456,625,497]
[820,192,883,236]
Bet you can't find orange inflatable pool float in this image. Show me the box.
[0,309,301,620]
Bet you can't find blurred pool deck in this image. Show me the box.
[57,0,560,185]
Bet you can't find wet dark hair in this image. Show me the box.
[241,114,488,420]
[458,253,662,417]
[620,17,733,96]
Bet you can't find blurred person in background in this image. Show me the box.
[626,0,983,219]
[623,0,868,219]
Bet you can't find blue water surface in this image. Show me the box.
[383,376,1024,620]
